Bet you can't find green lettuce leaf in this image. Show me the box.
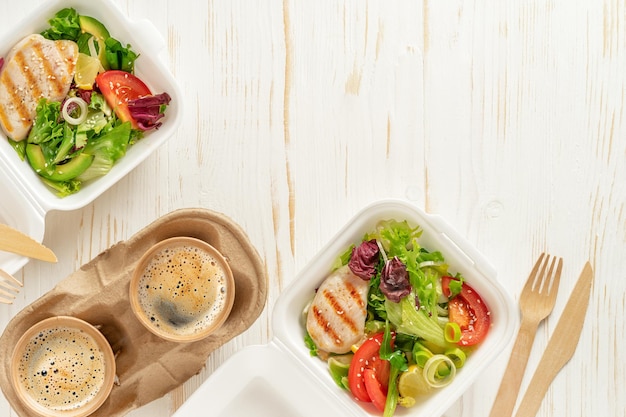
[27,99,63,145]
[104,37,139,72]
[8,138,26,160]
[52,123,76,164]
[41,8,81,40]
[41,177,81,197]
[75,111,109,149]
[77,122,132,181]
[385,295,446,348]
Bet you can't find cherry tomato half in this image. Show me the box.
[96,70,152,129]
[347,332,392,404]
[442,276,491,346]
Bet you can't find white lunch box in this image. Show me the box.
[173,200,518,417]
[0,0,183,275]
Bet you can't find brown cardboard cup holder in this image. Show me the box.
[0,208,268,416]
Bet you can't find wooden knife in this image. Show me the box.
[514,261,594,417]
[0,223,57,263]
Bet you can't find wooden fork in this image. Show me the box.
[0,268,23,304]
[488,252,563,417]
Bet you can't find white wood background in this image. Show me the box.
[1,1,625,416]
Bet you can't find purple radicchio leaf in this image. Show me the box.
[76,89,93,104]
[127,92,172,131]
[348,239,380,280]
[0,57,4,71]
[380,256,412,302]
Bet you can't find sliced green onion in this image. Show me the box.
[376,239,389,264]
[445,347,467,369]
[423,354,456,388]
[444,321,462,343]
[414,349,432,368]
[384,364,402,417]
[88,35,98,58]
[436,304,449,317]
[62,97,88,125]
[328,355,352,390]
[412,342,433,368]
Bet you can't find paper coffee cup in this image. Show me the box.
[129,237,235,343]
[10,316,116,417]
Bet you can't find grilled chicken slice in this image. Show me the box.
[0,34,78,141]
[306,265,369,354]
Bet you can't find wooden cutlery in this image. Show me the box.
[0,268,22,304]
[490,257,594,417]
[489,253,563,417]
[514,262,594,417]
[0,223,57,263]
[0,223,57,304]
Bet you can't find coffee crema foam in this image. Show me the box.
[137,244,229,337]
[16,327,107,411]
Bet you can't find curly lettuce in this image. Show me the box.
[40,7,81,40]
[364,220,448,347]
[23,97,133,197]
[77,121,132,182]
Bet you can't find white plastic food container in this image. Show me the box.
[0,0,183,275]
[173,199,518,417]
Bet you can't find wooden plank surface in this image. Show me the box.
[1,1,624,416]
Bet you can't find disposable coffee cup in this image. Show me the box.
[129,237,235,343]
[10,316,116,417]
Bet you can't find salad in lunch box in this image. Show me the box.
[304,220,492,416]
[0,8,171,196]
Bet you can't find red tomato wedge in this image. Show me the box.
[96,70,152,129]
[363,368,387,412]
[347,332,392,404]
[442,276,491,346]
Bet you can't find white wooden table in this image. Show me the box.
[1,1,624,416]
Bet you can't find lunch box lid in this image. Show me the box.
[173,343,356,417]
[173,200,519,417]
[0,163,46,275]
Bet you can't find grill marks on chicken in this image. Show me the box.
[309,283,362,339]
[306,265,369,354]
[0,34,78,141]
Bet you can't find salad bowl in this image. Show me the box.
[173,199,518,417]
[0,0,183,275]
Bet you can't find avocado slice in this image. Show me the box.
[26,144,94,182]
[78,15,111,69]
